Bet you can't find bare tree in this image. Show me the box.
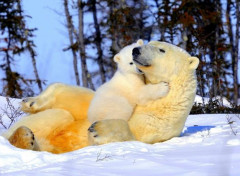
[90,0,106,84]
[63,0,80,86]
[78,0,94,89]
[16,1,43,92]
[234,0,239,104]
[227,0,239,105]
[153,0,168,41]
[27,44,43,92]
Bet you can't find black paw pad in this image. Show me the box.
[30,102,35,107]
[88,122,97,132]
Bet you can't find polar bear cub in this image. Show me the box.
[87,40,169,123]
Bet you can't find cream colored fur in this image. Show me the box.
[129,41,199,143]
[1,41,199,153]
[88,40,169,123]
[2,83,94,153]
[88,41,199,144]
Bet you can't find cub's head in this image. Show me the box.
[132,41,199,83]
[114,39,144,74]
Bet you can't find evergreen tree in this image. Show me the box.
[0,0,43,97]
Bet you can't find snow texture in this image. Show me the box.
[0,97,240,176]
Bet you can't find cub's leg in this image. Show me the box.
[8,126,40,151]
[88,119,135,145]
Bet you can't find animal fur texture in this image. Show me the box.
[1,41,199,153]
[88,40,169,124]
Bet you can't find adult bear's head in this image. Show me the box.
[132,41,199,84]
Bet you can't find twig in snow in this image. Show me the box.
[96,149,112,162]
[0,97,24,129]
[226,115,238,136]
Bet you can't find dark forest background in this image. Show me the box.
[0,0,239,113]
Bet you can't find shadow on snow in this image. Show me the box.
[181,125,215,136]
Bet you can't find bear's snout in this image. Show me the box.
[132,47,140,57]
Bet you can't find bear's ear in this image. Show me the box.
[188,57,199,70]
[137,39,144,45]
[114,54,120,63]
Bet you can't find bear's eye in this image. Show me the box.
[129,62,134,65]
[159,49,165,53]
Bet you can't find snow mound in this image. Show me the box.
[0,114,239,176]
[0,96,240,175]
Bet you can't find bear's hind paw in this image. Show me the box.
[8,126,40,151]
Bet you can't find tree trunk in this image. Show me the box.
[91,0,106,84]
[215,0,222,101]
[17,0,43,93]
[27,44,43,92]
[154,0,166,41]
[108,2,118,77]
[227,0,238,104]
[63,0,80,86]
[77,0,94,89]
[234,0,239,104]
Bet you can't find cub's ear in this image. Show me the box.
[137,39,144,45]
[188,57,199,70]
[114,54,120,63]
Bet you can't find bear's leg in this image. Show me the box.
[8,126,40,151]
[88,119,135,145]
[21,83,65,113]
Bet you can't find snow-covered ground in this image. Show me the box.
[0,97,240,176]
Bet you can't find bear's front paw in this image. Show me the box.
[21,97,44,113]
[88,119,135,145]
[8,126,40,151]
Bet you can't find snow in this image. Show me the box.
[194,95,233,107]
[0,97,240,176]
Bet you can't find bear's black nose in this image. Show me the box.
[132,47,140,57]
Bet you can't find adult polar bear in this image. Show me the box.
[2,41,199,154]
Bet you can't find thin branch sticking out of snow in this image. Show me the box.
[0,97,23,129]
[226,114,238,136]
[96,149,113,162]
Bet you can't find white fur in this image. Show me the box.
[129,41,199,143]
[87,40,169,123]
[87,41,199,146]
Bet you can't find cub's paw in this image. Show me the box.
[157,82,169,97]
[21,96,44,113]
[8,126,40,151]
[88,119,135,145]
